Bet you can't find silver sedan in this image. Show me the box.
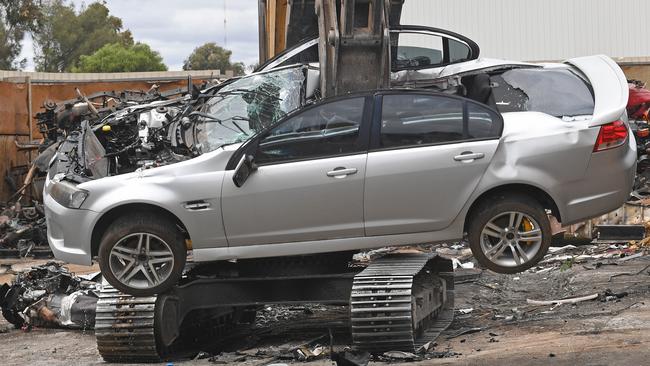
[44,55,635,296]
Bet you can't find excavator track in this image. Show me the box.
[350,253,454,352]
[95,284,239,363]
[95,285,162,363]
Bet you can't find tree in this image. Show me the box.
[183,42,244,75]
[33,1,133,72]
[74,42,167,73]
[0,0,43,70]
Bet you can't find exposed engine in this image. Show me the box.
[45,65,317,184]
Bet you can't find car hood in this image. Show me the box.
[76,144,240,192]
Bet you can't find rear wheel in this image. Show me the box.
[468,195,551,274]
[98,213,186,296]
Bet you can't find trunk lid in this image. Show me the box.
[566,55,629,127]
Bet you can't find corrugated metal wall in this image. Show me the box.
[401,0,650,61]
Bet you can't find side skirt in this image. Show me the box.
[192,229,462,262]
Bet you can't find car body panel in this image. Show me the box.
[221,153,367,246]
[566,55,629,127]
[364,139,499,235]
[63,147,237,256]
[44,190,98,266]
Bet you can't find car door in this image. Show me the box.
[390,26,480,85]
[364,92,502,236]
[221,96,371,246]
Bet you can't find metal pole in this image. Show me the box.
[26,76,33,162]
[258,0,268,64]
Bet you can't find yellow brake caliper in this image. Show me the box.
[521,217,533,244]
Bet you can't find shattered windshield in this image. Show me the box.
[491,68,595,118]
[194,66,306,152]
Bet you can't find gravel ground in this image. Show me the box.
[2,251,650,366]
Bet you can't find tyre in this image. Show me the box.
[98,213,186,296]
[468,194,551,274]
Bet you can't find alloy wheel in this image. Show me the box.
[108,233,175,289]
[479,211,543,268]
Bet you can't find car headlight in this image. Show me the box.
[49,181,89,209]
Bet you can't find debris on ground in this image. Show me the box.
[290,334,329,361]
[526,293,599,306]
[0,261,99,329]
[0,202,50,258]
[331,350,370,366]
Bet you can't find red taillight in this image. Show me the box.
[637,127,650,138]
[593,120,628,152]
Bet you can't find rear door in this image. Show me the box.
[364,92,502,236]
[390,26,480,85]
[222,96,371,246]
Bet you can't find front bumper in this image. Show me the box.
[44,189,99,266]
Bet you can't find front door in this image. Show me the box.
[222,96,370,246]
[364,93,502,236]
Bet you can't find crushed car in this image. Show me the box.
[43,25,634,295]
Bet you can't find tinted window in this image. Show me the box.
[491,68,595,117]
[380,95,464,148]
[391,32,472,70]
[256,98,365,164]
[393,32,443,69]
[449,39,471,62]
[467,103,500,139]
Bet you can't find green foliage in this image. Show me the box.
[183,42,244,75]
[74,42,167,73]
[0,0,43,70]
[33,1,133,72]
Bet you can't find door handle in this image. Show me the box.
[326,167,358,178]
[454,152,485,162]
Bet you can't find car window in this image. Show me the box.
[379,94,501,148]
[391,31,472,70]
[380,95,464,148]
[276,43,319,69]
[491,68,595,117]
[467,103,501,139]
[449,38,471,62]
[256,97,365,164]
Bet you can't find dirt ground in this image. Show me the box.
[2,247,650,366]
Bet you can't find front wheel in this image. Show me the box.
[468,195,551,274]
[98,213,186,296]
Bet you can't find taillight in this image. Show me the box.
[637,127,650,138]
[593,120,628,152]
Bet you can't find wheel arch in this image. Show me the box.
[463,183,561,233]
[91,203,190,258]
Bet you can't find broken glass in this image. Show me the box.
[195,66,307,153]
[493,68,595,118]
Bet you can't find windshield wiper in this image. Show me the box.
[216,88,283,101]
[189,112,250,136]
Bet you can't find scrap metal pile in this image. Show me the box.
[47,66,309,184]
[0,262,99,330]
[628,79,650,201]
[1,82,214,258]
[0,202,48,258]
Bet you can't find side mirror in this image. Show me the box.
[233,154,257,187]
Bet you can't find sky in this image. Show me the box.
[18,0,260,71]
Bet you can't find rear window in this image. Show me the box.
[491,68,594,117]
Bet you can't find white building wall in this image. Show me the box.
[401,0,650,62]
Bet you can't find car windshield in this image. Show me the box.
[491,68,595,118]
[193,66,306,153]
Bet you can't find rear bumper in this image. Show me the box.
[560,137,636,225]
[44,189,98,266]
